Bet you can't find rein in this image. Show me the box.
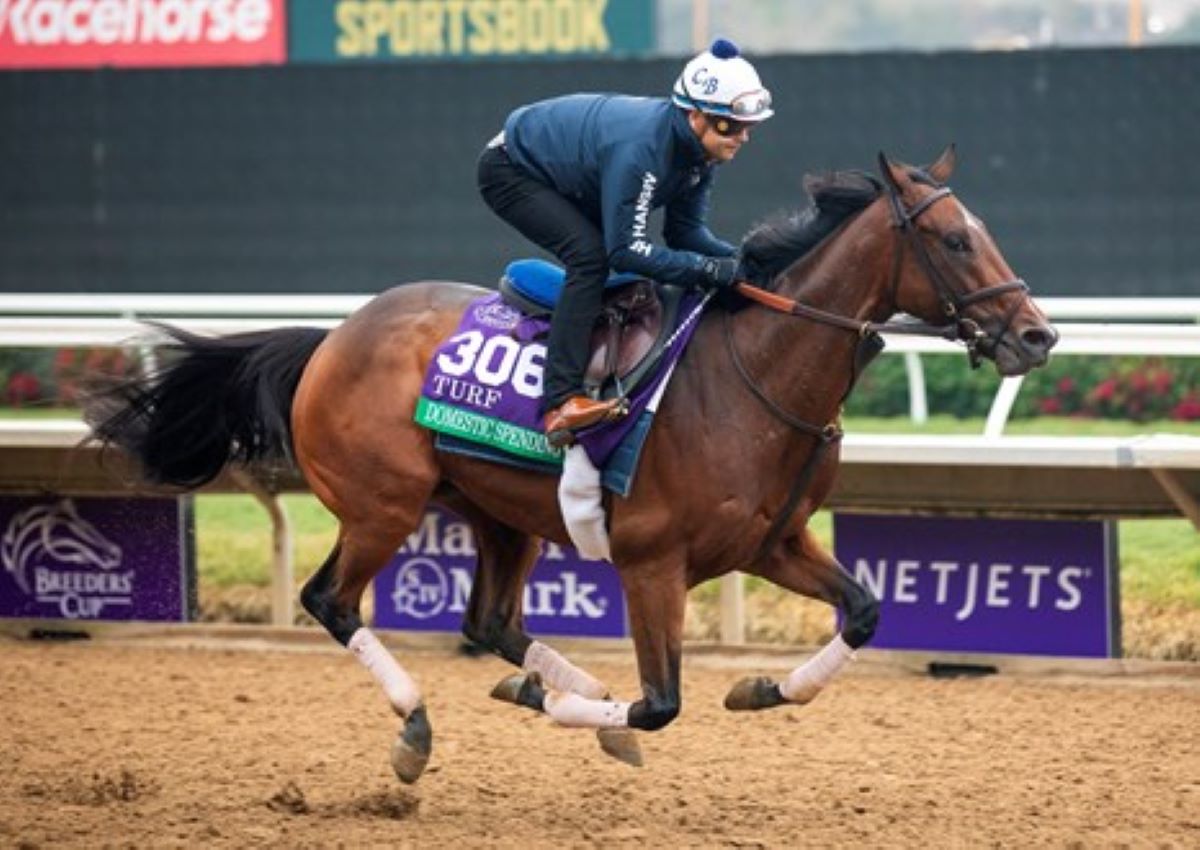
[735,178,1030,566]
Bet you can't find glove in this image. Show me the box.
[699,256,739,291]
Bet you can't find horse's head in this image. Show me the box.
[877,146,1058,376]
[40,499,123,571]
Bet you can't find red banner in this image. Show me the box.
[0,0,286,68]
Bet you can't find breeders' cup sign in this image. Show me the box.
[834,514,1119,658]
[0,0,287,69]
[374,506,626,637]
[0,496,193,622]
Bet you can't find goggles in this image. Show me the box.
[729,88,772,119]
[708,115,754,138]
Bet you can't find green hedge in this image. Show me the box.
[0,348,134,407]
[4,346,1199,422]
[846,353,1200,422]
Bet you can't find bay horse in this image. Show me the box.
[85,147,1057,784]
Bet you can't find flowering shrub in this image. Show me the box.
[844,353,1200,422]
[0,347,135,408]
[5,371,41,405]
[1027,358,1200,422]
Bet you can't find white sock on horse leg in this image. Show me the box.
[523,640,608,700]
[543,690,631,728]
[348,627,421,717]
[779,634,855,704]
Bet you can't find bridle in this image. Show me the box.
[736,178,1030,369]
[730,171,1033,567]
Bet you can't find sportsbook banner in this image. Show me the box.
[290,0,654,62]
[0,0,287,69]
[0,495,194,622]
[834,514,1119,658]
[373,505,627,638]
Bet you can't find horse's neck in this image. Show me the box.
[776,203,896,323]
[723,204,895,430]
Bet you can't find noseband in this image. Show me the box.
[737,180,1031,369]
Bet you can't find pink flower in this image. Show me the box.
[1057,377,1075,394]
[1091,378,1118,402]
[6,372,41,405]
[1039,397,1062,415]
[1172,396,1200,421]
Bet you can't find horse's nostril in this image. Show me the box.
[1021,325,1058,351]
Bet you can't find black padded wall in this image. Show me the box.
[2,47,1197,295]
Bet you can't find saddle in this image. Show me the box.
[498,259,687,401]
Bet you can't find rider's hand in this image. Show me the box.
[699,256,740,291]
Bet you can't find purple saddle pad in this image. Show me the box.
[415,292,705,471]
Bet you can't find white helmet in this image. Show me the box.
[672,38,774,122]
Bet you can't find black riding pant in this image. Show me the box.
[477,144,608,411]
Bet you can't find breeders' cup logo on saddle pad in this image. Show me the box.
[376,507,627,637]
[0,496,189,622]
[471,300,521,331]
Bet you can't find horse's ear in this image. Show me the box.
[926,144,957,183]
[877,151,904,194]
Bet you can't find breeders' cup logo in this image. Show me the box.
[1,498,130,619]
[391,557,451,620]
[472,300,520,331]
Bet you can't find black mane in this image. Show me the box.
[739,170,882,285]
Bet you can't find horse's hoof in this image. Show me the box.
[489,673,545,712]
[390,705,432,785]
[724,676,788,711]
[596,728,643,768]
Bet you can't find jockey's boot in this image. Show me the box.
[543,396,625,448]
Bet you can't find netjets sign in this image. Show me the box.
[0,496,194,622]
[0,0,286,68]
[834,514,1119,658]
[374,506,626,637]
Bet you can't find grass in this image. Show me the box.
[4,406,1196,612]
[193,492,1199,615]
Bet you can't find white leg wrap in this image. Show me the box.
[348,628,421,718]
[522,640,608,700]
[544,691,631,729]
[558,446,612,562]
[779,634,855,704]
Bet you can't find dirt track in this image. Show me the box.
[2,632,1198,848]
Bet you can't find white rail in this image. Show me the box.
[3,293,1197,641]
[1,294,1197,321]
[2,292,1198,437]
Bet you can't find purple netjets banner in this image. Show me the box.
[834,514,1118,658]
[0,496,193,623]
[374,506,627,638]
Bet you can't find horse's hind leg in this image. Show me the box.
[449,497,642,766]
[300,522,433,784]
[725,524,879,711]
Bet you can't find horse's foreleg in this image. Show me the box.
[454,505,642,765]
[725,525,878,711]
[494,560,688,734]
[300,529,432,784]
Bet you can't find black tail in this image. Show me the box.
[84,323,329,488]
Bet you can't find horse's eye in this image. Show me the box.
[943,232,971,253]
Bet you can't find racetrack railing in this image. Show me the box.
[2,294,1198,640]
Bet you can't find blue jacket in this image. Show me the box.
[502,94,736,287]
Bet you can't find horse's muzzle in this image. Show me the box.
[994,318,1059,375]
